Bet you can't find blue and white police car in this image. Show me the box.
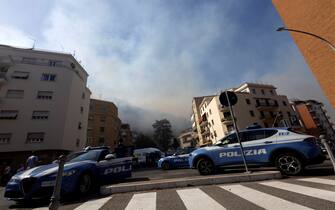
[4,147,132,201]
[189,128,325,175]
[158,148,196,170]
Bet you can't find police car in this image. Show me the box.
[189,128,325,175]
[4,146,132,201]
[158,148,196,170]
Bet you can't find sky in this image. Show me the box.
[0,0,333,134]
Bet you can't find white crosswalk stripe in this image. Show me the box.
[298,177,335,186]
[220,184,312,210]
[177,188,226,210]
[74,196,112,210]
[261,181,335,202]
[125,192,156,210]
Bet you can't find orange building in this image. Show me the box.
[272,0,335,109]
[86,99,121,150]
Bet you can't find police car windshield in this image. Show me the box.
[68,150,100,162]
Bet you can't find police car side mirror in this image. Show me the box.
[104,154,115,160]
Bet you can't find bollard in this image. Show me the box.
[49,155,66,210]
[320,135,335,173]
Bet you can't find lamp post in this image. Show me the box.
[276,27,335,52]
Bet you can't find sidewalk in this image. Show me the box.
[101,170,282,195]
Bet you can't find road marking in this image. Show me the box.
[125,192,156,210]
[74,196,111,210]
[298,178,335,186]
[220,184,312,210]
[261,181,335,202]
[177,188,226,210]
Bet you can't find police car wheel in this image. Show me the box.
[197,158,215,175]
[275,153,303,175]
[78,173,92,194]
[162,162,170,170]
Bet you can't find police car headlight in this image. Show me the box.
[63,170,76,177]
[8,176,20,183]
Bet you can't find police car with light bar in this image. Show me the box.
[4,146,132,201]
[189,128,325,175]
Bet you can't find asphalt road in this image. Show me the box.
[1,161,334,210]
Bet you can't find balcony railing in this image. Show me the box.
[221,117,233,124]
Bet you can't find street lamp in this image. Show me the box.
[276,27,335,52]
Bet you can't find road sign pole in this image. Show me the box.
[225,91,249,173]
[49,155,66,210]
[320,135,335,173]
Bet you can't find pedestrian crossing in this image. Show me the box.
[32,177,335,210]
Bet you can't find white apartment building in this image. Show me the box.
[193,83,300,146]
[0,45,91,167]
[177,128,197,148]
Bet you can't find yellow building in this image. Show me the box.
[86,99,121,150]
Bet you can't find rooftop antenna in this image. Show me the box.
[28,37,36,49]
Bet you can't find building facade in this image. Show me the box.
[120,124,133,147]
[272,0,335,110]
[177,128,197,148]
[0,45,91,167]
[86,99,121,150]
[292,100,335,146]
[193,83,300,146]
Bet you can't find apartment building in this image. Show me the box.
[292,100,335,145]
[193,83,300,146]
[86,99,121,150]
[120,124,133,147]
[0,45,91,167]
[177,128,197,148]
[272,0,335,110]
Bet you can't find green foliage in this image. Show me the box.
[152,119,174,152]
[134,133,157,149]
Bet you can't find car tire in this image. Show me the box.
[77,173,92,195]
[162,161,170,170]
[197,158,215,175]
[275,153,304,176]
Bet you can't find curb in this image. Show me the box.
[100,171,282,195]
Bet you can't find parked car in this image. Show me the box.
[158,147,196,170]
[133,148,164,165]
[189,128,325,175]
[4,146,132,201]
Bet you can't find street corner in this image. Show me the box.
[100,170,282,195]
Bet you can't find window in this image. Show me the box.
[214,130,217,137]
[220,133,238,145]
[0,133,11,144]
[209,109,212,115]
[22,57,37,64]
[246,99,251,105]
[11,71,29,79]
[260,111,265,118]
[78,122,82,130]
[99,137,105,144]
[287,112,291,116]
[211,119,214,125]
[274,100,278,106]
[80,106,84,114]
[249,110,255,117]
[100,116,106,122]
[242,129,277,142]
[0,110,18,119]
[37,91,53,99]
[251,89,256,94]
[32,111,49,120]
[270,111,275,118]
[261,89,265,95]
[76,139,80,147]
[283,101,287,106]
[41,73,56,81]
[82,92,85,99]
[270,90,274,95]
[6,90,24,99]
[26,132,44,143]
[49,60,62,67]
[100,127,105,132]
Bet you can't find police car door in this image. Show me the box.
[241,129,277,164]
[216,133,244,166]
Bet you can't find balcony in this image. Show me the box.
[221,117,233,125]
[256,101,278,111]
[219,105,230,112]
[201,127,210,135]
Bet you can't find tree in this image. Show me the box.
[172,138,180,150]
[134,133,157,149]
[152,119,173,152]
